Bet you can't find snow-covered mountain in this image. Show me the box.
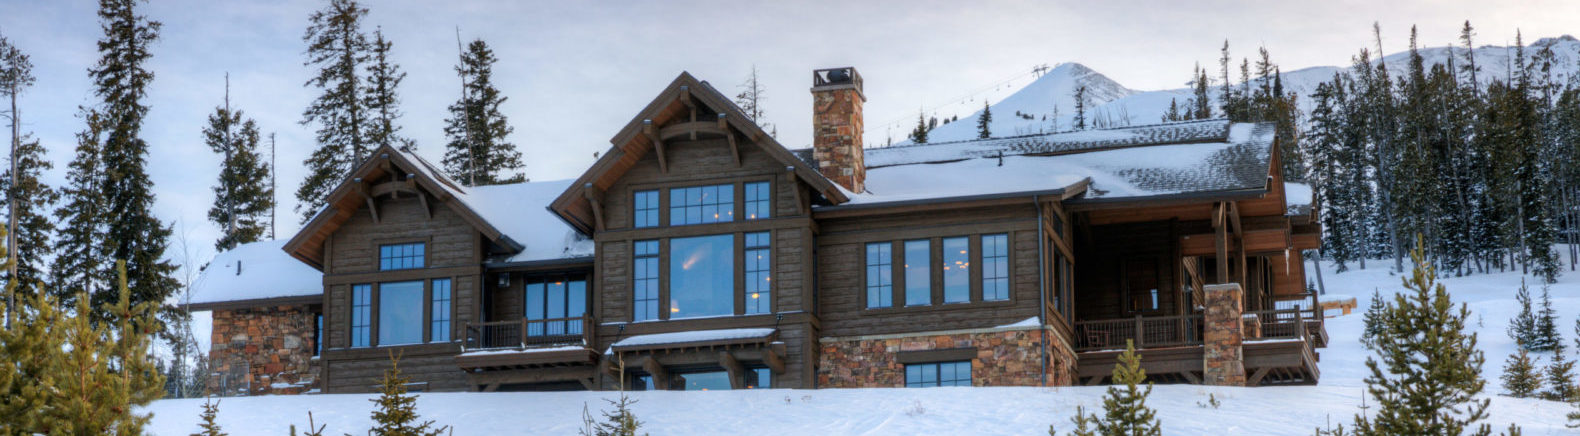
[906,35,1580,145]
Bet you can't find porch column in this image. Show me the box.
[1202,283,1246,386]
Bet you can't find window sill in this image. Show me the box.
[863,299,1018,315]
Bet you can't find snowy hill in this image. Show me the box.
[905,35,1580,145]
[144,252,1580,435]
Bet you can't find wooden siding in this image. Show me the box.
[1073,220,1180,321]
[815,204,1044,338]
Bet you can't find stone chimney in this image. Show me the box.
[811,67,865,193]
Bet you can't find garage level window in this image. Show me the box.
[379,242,425,270]
[905,361,971,387]
[670,184,734,225]
[350,284,371,348]
[865,243,893,308]
[745,232,772,314]
[633,189,659,228]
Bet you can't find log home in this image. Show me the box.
[193,67,1324,394]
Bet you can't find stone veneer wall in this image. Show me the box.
[817,325,1077,388]
[1202,283,1247,386]
[208,305,319,395]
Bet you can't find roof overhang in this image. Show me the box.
[186,294,322,312]
[813,179,1090,219]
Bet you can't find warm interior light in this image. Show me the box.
[751,293,760,299]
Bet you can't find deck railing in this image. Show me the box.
[1072,314,1204,352]
[463,316,594,351]
[1244,309,1309,341]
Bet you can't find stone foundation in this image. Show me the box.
[208,305,319,395]
[817,324,1076,388]
[1203,283,1246,386]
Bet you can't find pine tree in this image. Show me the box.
[297,0,371,222]
[734,64,770,132]
[364,27,414,153]
[1544,347,1577,402]
[442,38,524,186]
[977,100,992,139]
[1073,86,1088,130]
[50,109,106,309]
[1501,348,1542,398]
[1530,285,1560,352]
[1096,340,1161,435]
[0,226,65,433]
[0,33,55,312]
[1049,405,1097,436]
[1351,238,1498,435]
[1191,64,1212,120]
[205,83,274,251]
[1507,279,1538,349]
[46,261,166,433]
[1162,98,1182,122]
[81,0,182,331]
[194,397,227,436]
[1360,288,1387,348]
[908,111,928,144]
[370,352,447,436]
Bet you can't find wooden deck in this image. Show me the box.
[1073,310,1320,386]
[456,316,601,390]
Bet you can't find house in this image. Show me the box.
[194,67,1324,394]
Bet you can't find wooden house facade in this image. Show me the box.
[193,67,1324,394]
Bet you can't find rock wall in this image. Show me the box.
[1202,283,1247,386]
[817,325,1076,388]
[208,305,319,395]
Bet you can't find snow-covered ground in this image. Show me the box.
[144,254,1580,435]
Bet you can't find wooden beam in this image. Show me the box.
[718,351,747,389]
[1180,370,1201,384]
[787,166,807,215]
[761,346,786,374]
[1214,202,1227,282]
[1247,367,1272,386]
[721,114,740,166]
[642,356,670,389]
[642,120,668,173]
[583,183,606,232]
[356,180,379,224]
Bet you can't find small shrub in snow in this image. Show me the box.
[370,352,448,436]
[1049,405,1097,436]
[288,411,326,436]
[1507,280,1538,350]
[1360,289,1387,349]
[903,400,925,417]
[193,397,226,436]
[581,356,644,436]
[1544,347,1578,402]
[1530,285,1561,352]
[1500,348,1542,398]
[1195,393,1220,409]
[1053,340,1161,436]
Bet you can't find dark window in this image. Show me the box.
[633,241,660,321]
[669,234,735,318]
[314,313,323,356]
[525,276,588,336]
[744,181,771,220]
[430,279,451,342]
[745,232,772,314]
[1125,258,1160,313]
[905,361,972,387]
[983,234,1010,301]
[378,281,424,346]
[351,284,371,348]
[634,190,659,228]
[379,243,425,270]
[943,237,969,303]
[904,240,931,306]
[748,368,771,389]
[669,184,734,225]
[865,243,893,308]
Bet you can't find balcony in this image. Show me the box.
[1071,308,1319,386]
[456,316,599,374]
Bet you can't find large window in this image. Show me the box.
[744,181,771,220]
[865,243,893,308]
[430,279,451,342]
[377,281,424,346]
[526,276,588,336]
[983,234,1010,301]
[903,240,931,307]
[943,237,969,303]
[670,184,734,225]
[905,361,972,387]
[745,232,772,314]
[669,234,735,318]
[351,284,371,348]
[633,241,660,322]
[634,190,659,228]
[379,243,425,271]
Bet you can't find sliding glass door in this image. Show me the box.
[525,276,587,337]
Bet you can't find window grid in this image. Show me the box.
[669,184,734,225]
[903,240,931,307]
[943,237,969,303]
[745,232,772,314]
[379,243,425,270]
[744,182,771,220]
[865,243,893,308]
[430,279,451,342]
[905,361,972,388]
[634,190,659,228]
[351,284,371,348]
[983,234,1010,301]
[633,240,660,321]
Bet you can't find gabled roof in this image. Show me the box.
[834,120,1275,207]
[283,144,525,270]
[187,240,323,311]
[549,72,849,234]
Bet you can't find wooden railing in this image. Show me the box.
[1072,314,1203,352]
[463,316,594,351]
[1244,309,1309,341]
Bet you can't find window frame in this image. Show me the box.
[377,241,428,271]
[981,233,1010,301]
[744,231,773,315]
[523,274,589,336]
[633,189,660,228]
[351,284,371,348]
[904,361,973,388]
[864,242,894,309]
[743,181,772,220]
[429,278,452,343]
[860,233,1016,313]
[669,184,736,226]
[632,240,661,322]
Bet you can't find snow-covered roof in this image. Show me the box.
[465,180,595,263]
[1284,182,1314,216]
[188,240,323,307]
[609,328,777,351]
[837,121,1274,206]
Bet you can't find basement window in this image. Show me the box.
[905,361,972,388]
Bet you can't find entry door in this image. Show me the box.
[525,276,588,336]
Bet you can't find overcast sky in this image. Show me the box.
[3,0,1578,270]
